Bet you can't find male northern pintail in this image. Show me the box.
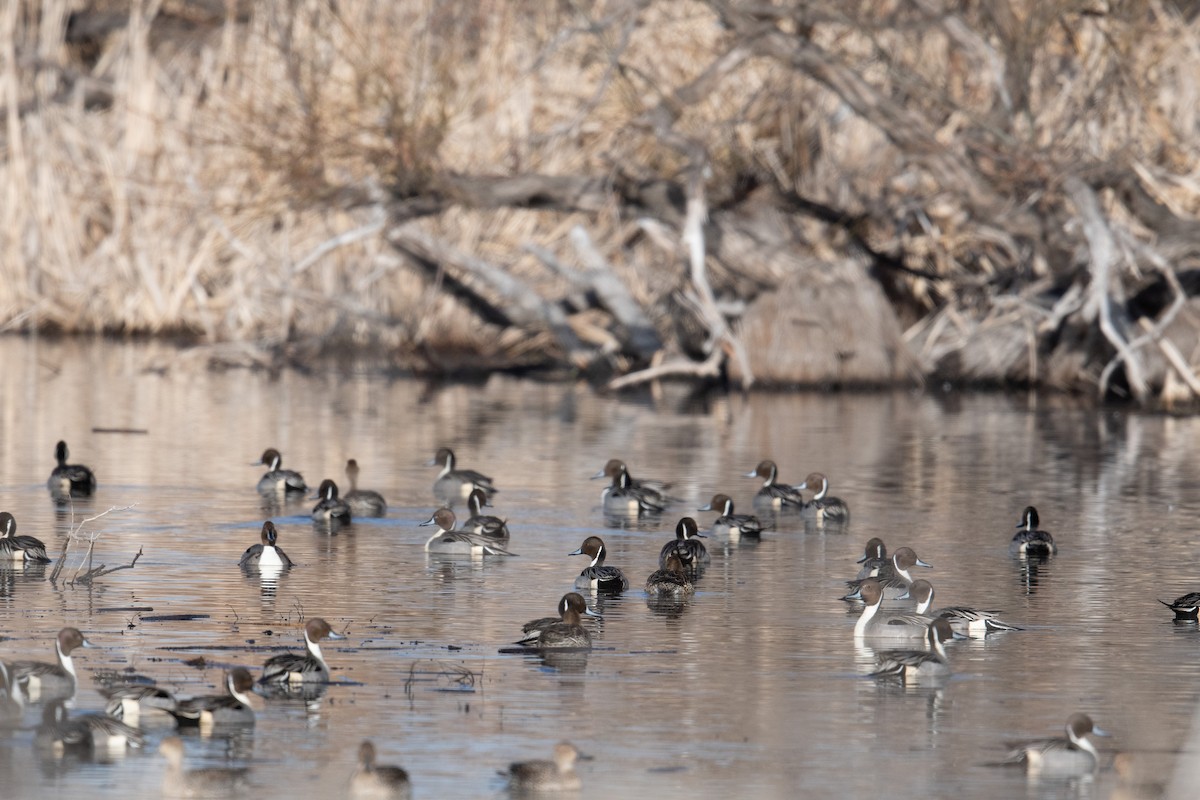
[597,461,666,515]
[797,472,850,523]
[504,742,586,793]
[239,521,295,569]
[253,448,307,495]
[569,536,629,594]
[351,740,412,800]
[853,578,938,641]
[36,698,144,755]
[464,488,510,544]
[907,579,1022,634]
[344,459,388,518]
[658,516,710,573]
[517,593,601,647]
[1010,506,1057,557]
[1002,713,1109,775]
[0,511,51,563]
[698,493,772,538]
[260,618,344,684]
[101,684,177,725]
[8,626,94,701]
[171,667,257,728]
[592,459,673,506]
[429,447,497,503]
[868,618,954,682]
[844,547,932,600]
[855,537,889,580]
[645,554,695,597]
[743,460,805,509]
[47,440,96,499]
[420,508,516,556]
[160,736,251,799]
[312,479,352,525]
[1159,591,1200,621]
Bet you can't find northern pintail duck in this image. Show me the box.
[160,736,251,798]
[101,684,177,725]
[698,493,772,538]
[853,579,938,641]
[36,699,144,756]
[463,488,510,544]
[907,579,1022,634]
[658,516,710,573]
[239,521,295,569]
[0,511,51,563]
[1003,713,1109,775]
[420,508,516,556]
[260,618,344,684]
[1159,591,1200,621]
[504,742,585,793]
[743,460,805,509]
[429,447,497,503]
[47,440,96,498]
[645,554,695,597]
[592,459,673,506]
[797,472,850,523]
[855,537,889,580]
[868,618,954,682]
[253,448,306,495]
[312,479,352,525]
[517,593,601,647]
[9,626,94,701]
[569,536,629,594]
[844,547,932,600]
[351,740,412,800]
[1010,506,1057,557]
[344,459,388,518]
[598,461,667,515]
[171,667,257,728]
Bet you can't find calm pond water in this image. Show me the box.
[0,337,1196,799]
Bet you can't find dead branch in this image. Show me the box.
[607,347,725,391]
[567,226,661,359]
[68,547,144,587]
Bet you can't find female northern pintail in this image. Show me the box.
[351,740,412,800]
[420,508,516,556]
[1010,506,1057,557]
[855,537,889,580]
[0,511,51,563]
[312,479,352,525]
[504,742,586,793]
[645,554,695,597]
[853,579,938,641]
[868,618,954,682]
[517,593,602,647]
[47,440,96,499]
[592,459,673,506]
[36,698,144,755]
[171,667,257,728]
[743,460,805,509]
[797,472,850,523]
[160,736,251,799]
[101,684,177,725]
[9,626,94,701]
[253,448,307,495]
[260,618,344,684]
[344,459,388,518]
[1003,713,1108,775]
[463,488,510,544]
[907,579,1022,634]
[570,536,629,594]
[698,493,772,538]
[598,461,666,515]
[658,516,710,573]
[844,547,932,600]
[429,447,497,503]
[1159,591,1200,621]
[239,521,295,569]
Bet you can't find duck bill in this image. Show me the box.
[418,515,438,527]
[951,630,971,640]
[742,469,758,478]
[567,547,584,557]
[327,631,347,641]
[855,554,869,563]
[80,637,96,649]
[896,588,911,601]
[915,558,933,569]
[697,503,713,512]
[1092,725,1110,737]
[583,608,604,620]
[693,531,707,538]
[843,588,864,601]
[589,470,606,480]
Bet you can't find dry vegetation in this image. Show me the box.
[5,1,1200,404]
